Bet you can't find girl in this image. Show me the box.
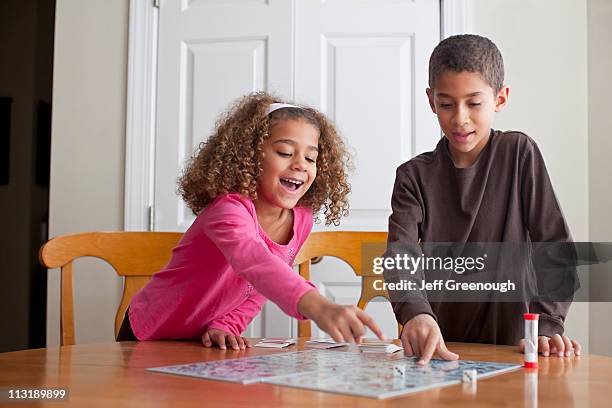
[117,92,383,349]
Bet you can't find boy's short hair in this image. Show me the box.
[429,34,504,92]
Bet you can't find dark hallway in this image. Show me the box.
[0,0,55,352]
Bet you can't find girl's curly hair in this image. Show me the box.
[177,91,351,225]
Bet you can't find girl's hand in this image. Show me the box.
[402,313,459,365]
[202,328,251,350]
[297,290,384,343]
[519,335,581,357]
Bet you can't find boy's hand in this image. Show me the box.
[297,290,384,343]
[201,328,251,350]
[402,313,459,365]
[519,335,581,357]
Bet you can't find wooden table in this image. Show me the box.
[0,339,610,407]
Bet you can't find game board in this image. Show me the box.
[148,350,521,399]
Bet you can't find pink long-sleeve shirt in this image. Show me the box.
[129,193,317,340]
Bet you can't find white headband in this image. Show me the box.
[266,103,301,115]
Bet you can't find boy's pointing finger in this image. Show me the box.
[418,332,437,365]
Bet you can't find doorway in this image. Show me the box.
[0,0,55,352]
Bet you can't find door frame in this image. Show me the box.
[124,0,470,231]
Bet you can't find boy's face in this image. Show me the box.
[427,71,508,167]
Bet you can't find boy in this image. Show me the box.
[383,34,581,364]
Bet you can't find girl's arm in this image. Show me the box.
[206,293,267,336]
[201,194,316,320]
[202,195,383,342]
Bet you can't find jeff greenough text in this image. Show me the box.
[372,279,516,293]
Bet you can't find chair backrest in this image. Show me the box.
[39,231,182,345]
[293,231,399,337]
[40,230,396,345]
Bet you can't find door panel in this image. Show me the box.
[177,39,268,227]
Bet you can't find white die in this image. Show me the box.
[393,364,406,377]
[462,369,477,383]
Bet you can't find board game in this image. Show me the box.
[148,349,521,399]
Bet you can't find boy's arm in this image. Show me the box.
[206,293,267,336]
[383,167,435,326]
[521,140,575,337]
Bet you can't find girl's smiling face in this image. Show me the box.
[256,118,319,211]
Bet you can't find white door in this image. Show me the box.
[153,0,440,338]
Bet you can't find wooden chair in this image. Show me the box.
[39,232,182,345]
[293,231,400,337]
[40,230,396,345]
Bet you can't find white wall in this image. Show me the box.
[47,0,127,346]
[587,0,612,357]
[469,0,590,350]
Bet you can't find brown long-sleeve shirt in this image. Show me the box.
[384,130,572,345]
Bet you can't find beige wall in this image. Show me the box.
[47,0,128,346]
[587,0,612,357]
